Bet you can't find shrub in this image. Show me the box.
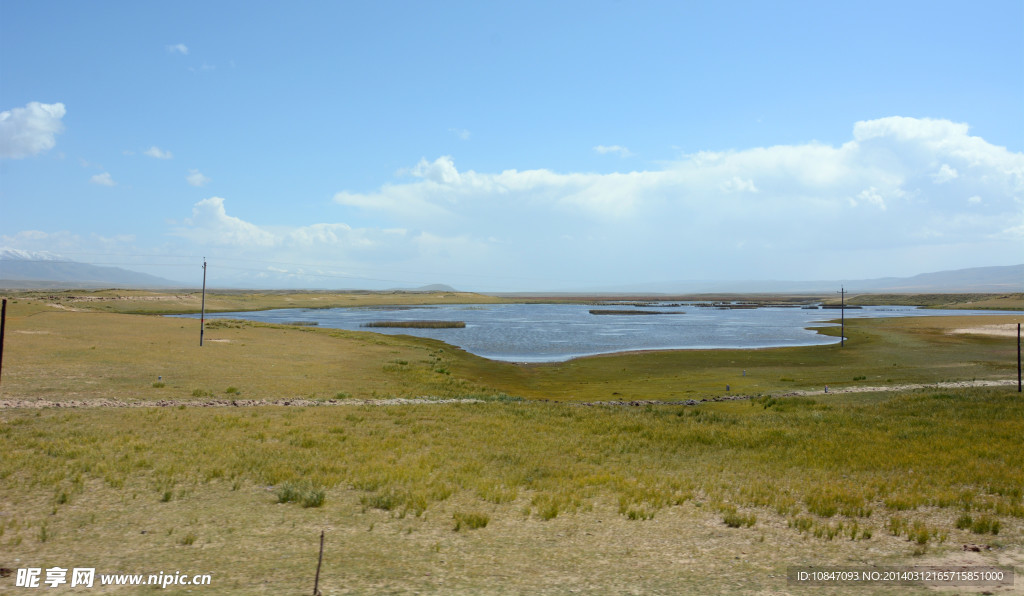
[276,481,325,508]
[911,521,931,545]
[625,507,655,521]
[723,511,756,528]
[453,512,489,531]
[970,515,1000,535]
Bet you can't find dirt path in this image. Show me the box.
[0,396,485,410]
[779,378,1018,397]
[0,379,1018,410]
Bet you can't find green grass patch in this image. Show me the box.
[275,480,326,508]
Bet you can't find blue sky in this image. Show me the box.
[2,0,1022,290]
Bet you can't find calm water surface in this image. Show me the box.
[185,303,1017,362]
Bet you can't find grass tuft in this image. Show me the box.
[275,481,326,508]
[453,511,490,531]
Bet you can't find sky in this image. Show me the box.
[1,0,1022,291]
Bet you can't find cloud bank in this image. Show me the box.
[171,117,1023,288]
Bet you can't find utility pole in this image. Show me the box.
[200,258,207,347]
[838,286,845,347]
[0,299,6,389]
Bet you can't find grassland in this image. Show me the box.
[0,291,1022,594]
[843,292,1024,310]
[8,288,506,315]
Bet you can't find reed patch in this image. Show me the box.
[362,321,466,328]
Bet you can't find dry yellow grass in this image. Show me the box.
[1,292,1022,594]
[0,299,490,404]
[2,391,1022,594]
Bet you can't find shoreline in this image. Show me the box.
[184,306,1020,364]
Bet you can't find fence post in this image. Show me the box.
[313,530,324,595]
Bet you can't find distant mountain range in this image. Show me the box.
[1,248,1020,293]
[582,264,1024,294]
[840,265,1024,293]
[0,249,183,289]
[392,283,459,293]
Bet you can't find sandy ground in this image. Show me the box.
[948,323,1021,338]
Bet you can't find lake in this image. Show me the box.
[182,302,1017,363]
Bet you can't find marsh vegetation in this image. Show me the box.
[362,320,467,328]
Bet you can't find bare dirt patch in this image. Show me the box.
[0,397,484,409]
[948,323,1020,338]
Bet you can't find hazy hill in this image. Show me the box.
[2,247,1019,294]
[849,265,1024,292]
[0,249,183,289]
[585,265,1024,294]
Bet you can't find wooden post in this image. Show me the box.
[313,530,324,596]
[0,298,6,389]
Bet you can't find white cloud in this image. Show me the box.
[0,102,66,159]
[176,197,452,259]
[166,43,189,55]
[449,128,471,141]
[181,197,277,247]
[411,155,462,184]
[852,116,968,143]
[968,195,982,204]
[593,145,632,157]
[933,163,958,184]
[90,172,116,186]
[720,176,759,193]
[144,146,173,159]
[328,117,1024,283]
[1,230,82,254]
[186,169,210,186]
[853,187,887,210]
